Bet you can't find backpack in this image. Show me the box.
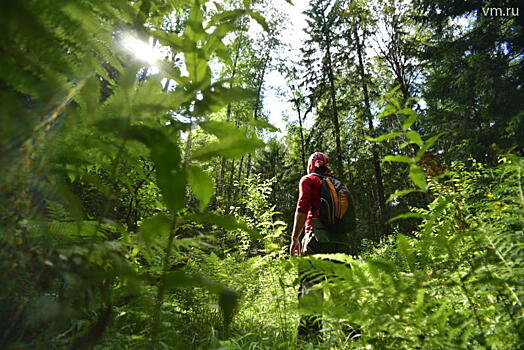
[313,173,356,236]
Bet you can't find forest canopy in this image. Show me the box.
[0,0,523,349]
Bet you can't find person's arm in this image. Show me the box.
[290,176,311,256]
[289,211,307,256]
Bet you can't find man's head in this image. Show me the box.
[308,152,330,174]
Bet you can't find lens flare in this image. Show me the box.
[120,33,162,66]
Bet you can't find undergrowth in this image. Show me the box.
[1,1,522,349]
[96,156,523,349]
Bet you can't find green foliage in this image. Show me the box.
[371,93,444,193]
[226,174,287,257]
[297,156,524,349]
[2,0,523,349]
[187,164,215,210]
[193,121,264,161]
[1,0,270,348]
[413,0,524,162]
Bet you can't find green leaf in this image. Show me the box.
[120,63,141,92]
[193,121,264,160]
[424,132,446,150]
[192,136,264,160]
[161,65,191,87]
[198,120,236,138]
[402,109,419,131]
[212,40,232,64]
[194,86,256,115]
[166,87,195,109]
[185,49,211,89]
[415,132,446,161]
[185,3,206,42]
[163,270,239,326]
[95,118,131,138]
[399,141,410,149]
[397,234,415,272]
[150,30,186,51]
[389,96,401,109]
[383,155,413,163]
[389,212,426,222]
[79,74,100,113]
[365,132,401,142]
[406,131,424,147]
[245,118,279,132]
[207,9,247,28]
[213,1,224,11]
[377,104,396,119]
[397,108,417,116]
[183,213,260,238]
[219,287,239,325]
[187,165,215,211]
[152,145,186,214]
[387,188,422,203]
[409,164,427,189]
[367,258,397,274]
[204,23,237,64]
[47,220,102,238]
[248,11,269,31]
[106,124,186,214]
[139,214,172,248]
[164,270,213,289]
[430,195,457,219]
[405,97,420,106]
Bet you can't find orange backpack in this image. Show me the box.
[313,173,356,235]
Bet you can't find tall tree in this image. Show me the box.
[414,0,524,162]
[287,66,311,174]
[371,0,425,103]
[301,0,345,177]
[216,33,245,202]
[333,0,391,235]
[354,22,388,233]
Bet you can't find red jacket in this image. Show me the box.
[296,173,322,233]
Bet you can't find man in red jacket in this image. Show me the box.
[290,152,348,336]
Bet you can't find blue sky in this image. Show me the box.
[258,0,311,135]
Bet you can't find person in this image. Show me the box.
[290,151,349,257]
[289,152,351,337]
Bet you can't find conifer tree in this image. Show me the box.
[301,0,345,177]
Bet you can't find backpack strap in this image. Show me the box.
[310,173,328,214]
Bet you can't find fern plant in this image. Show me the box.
[293,95,524,349]
[1,0,273,348]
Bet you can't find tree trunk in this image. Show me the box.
[217,38,241,202]
[293,97,307,174]
[354,26,388,235]
[323,17,343,178]
[246,50,270,180]
[162,78,170,92]
[183,116,193,169]
[233,155,244,203]
[225,159,236,212]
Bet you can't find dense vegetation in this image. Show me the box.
[1,0,522,349]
